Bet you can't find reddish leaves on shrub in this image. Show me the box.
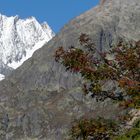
[55,34,140,108]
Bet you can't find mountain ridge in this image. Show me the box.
[0,0,139,139]
[0,13,54,78]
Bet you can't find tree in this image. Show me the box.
[55,34,140,139]
[55,33,140,109]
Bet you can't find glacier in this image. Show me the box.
[0,13,54,78]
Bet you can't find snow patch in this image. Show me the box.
[8,39,47,69]
[0,74,5,81]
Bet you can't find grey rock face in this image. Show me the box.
[0,0,140,139]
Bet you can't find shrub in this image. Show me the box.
[55,34,140,108]
[69,117,119,140]
[114,119,140,140]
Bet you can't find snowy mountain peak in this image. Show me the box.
[0,74,5,81]
[41,22,55,38]
[0,13,54,77]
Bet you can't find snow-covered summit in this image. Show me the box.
[0,74,5,81]
[0,13,54,77]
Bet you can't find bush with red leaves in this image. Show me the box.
[55,34,140,109]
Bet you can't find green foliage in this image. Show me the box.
[114,119,140,140]
[69,118,140,140]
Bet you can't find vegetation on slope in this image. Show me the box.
[55,34,140,139]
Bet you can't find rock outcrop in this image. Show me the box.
[0,0,139,139]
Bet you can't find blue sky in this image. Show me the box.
[0,0,99,32]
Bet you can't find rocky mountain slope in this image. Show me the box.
[0,14,54,78]
[0,0,139,139]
